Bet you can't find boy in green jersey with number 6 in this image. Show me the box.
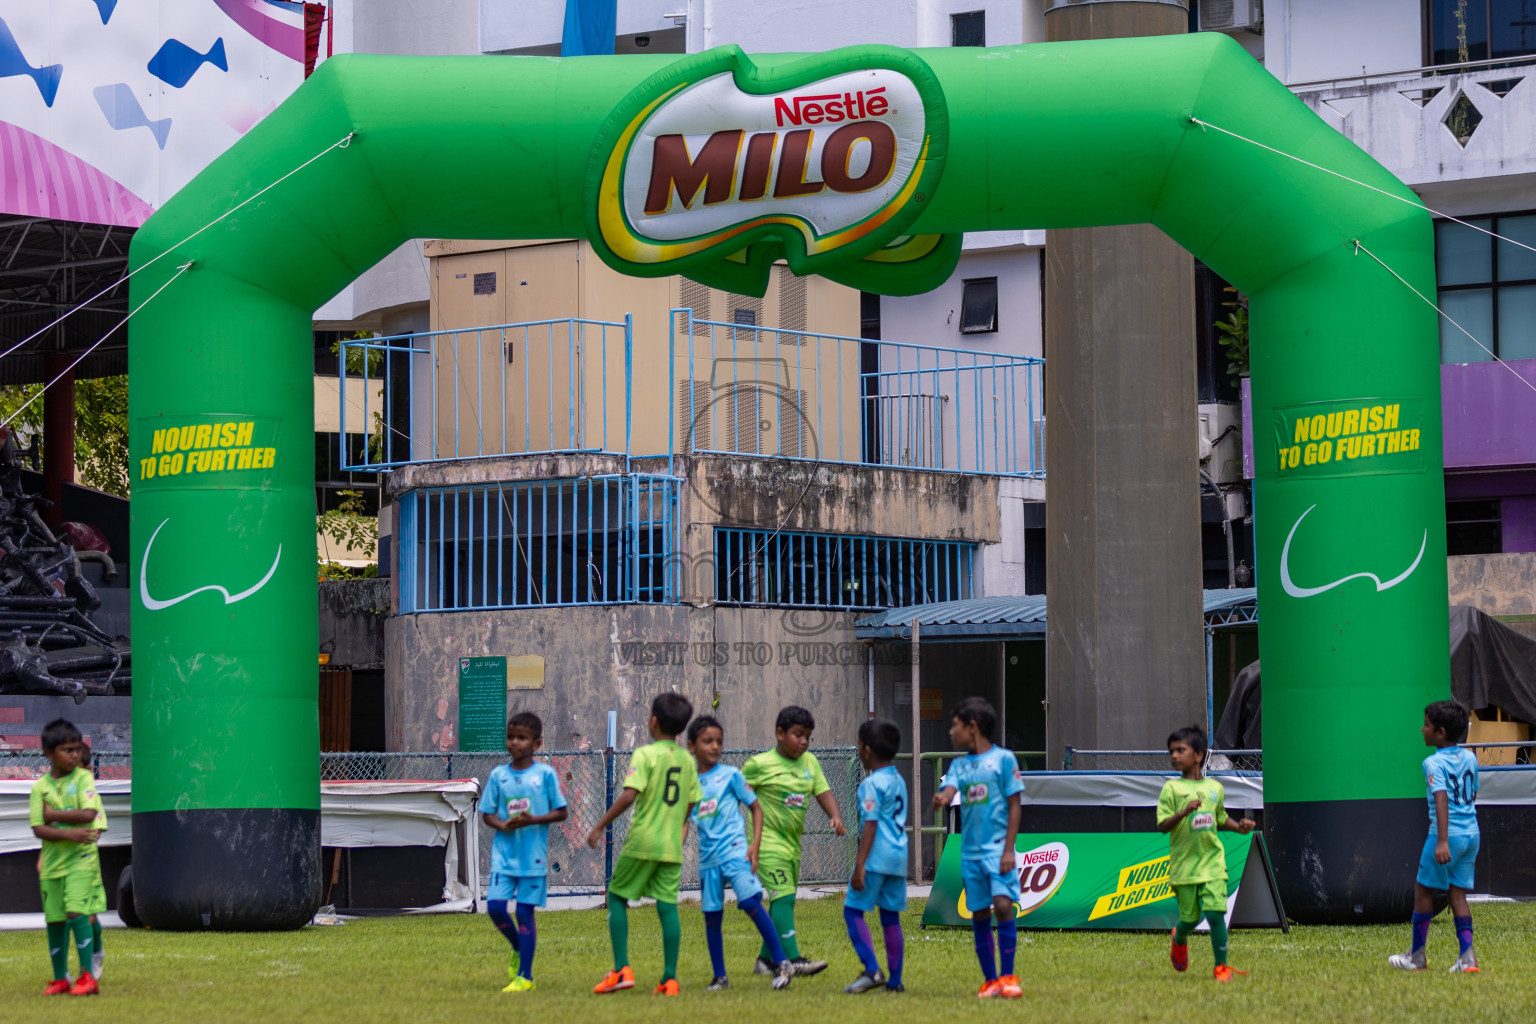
[587,692,701,996]
[743,706,846,977]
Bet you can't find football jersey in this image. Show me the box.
[940,746,1024,861]
[1157,776,1229,885]
[479,762,567,877]
[1423,745,1480,838]
[691,764,756,869]
[620,740,701,864]
[29,767,107,881]
[743,748,830,862]
[857,765,909,877]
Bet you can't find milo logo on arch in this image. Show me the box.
[587,44,949,289]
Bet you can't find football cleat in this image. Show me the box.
[501,976,535,994]
[594,965,636,993]
[43,980,71,996]
[885,982,905,993]
[844,970,885,994]
[790,957,827,976]
[977,979,1004,999]
[1448,951,1479,974]
[1388,950,1427,972]
[705,976,730,991]
[753,957,774,976]
[1212,965,1248,982]
[998,974,1022,999]
[69,972,98,996]
[654,979,680,996]
[1171,929,1189,972]
[772,960,794,991]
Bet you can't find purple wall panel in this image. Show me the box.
[1442,359,1536,470]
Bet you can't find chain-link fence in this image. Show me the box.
[1062,748,1263,773]
[1,747,860,898]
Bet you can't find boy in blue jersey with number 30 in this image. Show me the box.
[843,718,908,994]
[1390,700,1481,974]
[932,697,1024,1000]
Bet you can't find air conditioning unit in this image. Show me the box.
[1199,0,1262,33]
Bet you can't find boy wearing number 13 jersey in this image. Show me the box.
[587,693,701,996]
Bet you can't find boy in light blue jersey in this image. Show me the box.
[1390,700,1481,974]
[479,712,568,993]
[685,716,793,991]
[933,697,1024,999]
[843,718,908,995]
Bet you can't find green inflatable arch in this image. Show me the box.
[129,33,1445,928]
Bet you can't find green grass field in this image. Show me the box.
[2,896,1533,1022]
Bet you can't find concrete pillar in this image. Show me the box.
[42,355,75,526]
[1043,0,1205,760]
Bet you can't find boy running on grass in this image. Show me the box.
[1160,724,1256,982]
[479,712,568,993]
[743,705,846,977]
[932,697,1023,999]
[1389,700,1481,973]
[843,718,908,994]
[30,718,105,996]
[684,715,793,991]
[587,692,701,996]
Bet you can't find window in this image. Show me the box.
[1435,212,1536,362]
[1428,1,1536,66]
[1447,499,1502,555]
[715,528,974,610]
[952,10,986,47]
[959,277,998,334]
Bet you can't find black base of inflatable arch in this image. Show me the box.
[1265,798,1424,924]
[131,808,321,931]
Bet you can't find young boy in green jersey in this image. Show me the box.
[743,705,846,977]
[29,719,106,996]
[586,692,701,996]
[1158,724,1255,983]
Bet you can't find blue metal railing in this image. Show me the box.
[396,474,679,613]
[715,527,975,610]
[340,311,1043,479]
[669,308,1044,478]
[340,316,632,471]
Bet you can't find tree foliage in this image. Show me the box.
[0,375,131,497]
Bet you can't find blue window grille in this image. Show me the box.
[714,528,974,611]
[397,475,679,612]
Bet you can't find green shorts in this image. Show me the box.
[609,855,681,903]
[41,871,106,920]
[1173,879,1227,921]
[757,857,799,903]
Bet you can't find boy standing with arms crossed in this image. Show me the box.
[743,705,846,977]
[479,712,568,993]
[932,697,1024,999]
[29,719,105,996]
[587,692,701,995]
[684,715,794,991]
[843,718,908,994]
[1159,724,1256,982]
[1389,700,1481,973]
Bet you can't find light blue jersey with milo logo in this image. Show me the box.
[941,746,1025,861]
[857,765,909,876]
[691,763,756,869]
[479,762,567,877]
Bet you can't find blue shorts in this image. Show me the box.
[1416,833,1479,892]
[962,857,1021,914]
[700,857,764,913]
[845,870,907,913]
[487,873,547,907]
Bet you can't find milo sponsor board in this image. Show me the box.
[923,832,1287,931]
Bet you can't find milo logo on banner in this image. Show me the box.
[585,45,954,296]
